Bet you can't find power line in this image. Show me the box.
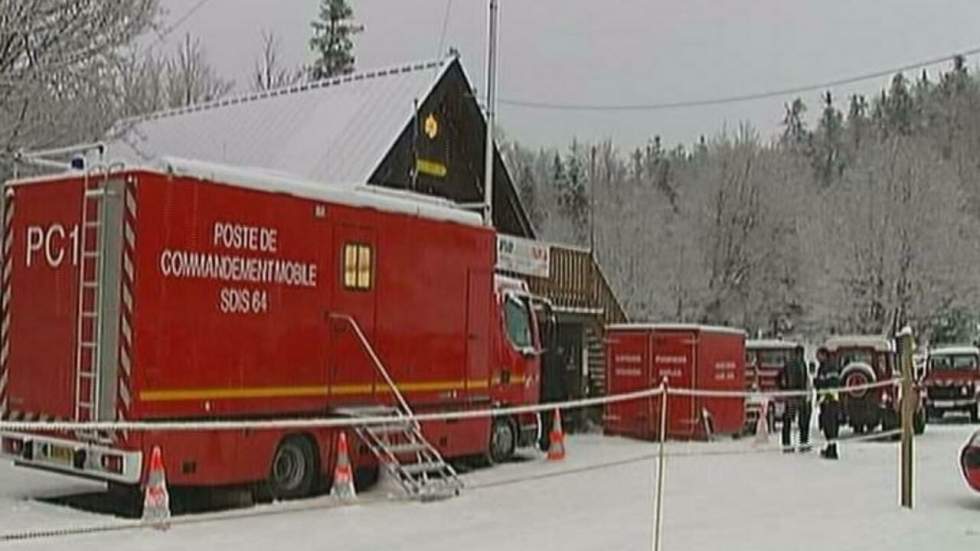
[499,46,980,112]
[150,0,214,48]
[436,0,454,58]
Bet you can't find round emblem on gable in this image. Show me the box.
[424,113,439,139]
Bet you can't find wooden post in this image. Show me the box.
[653,378,668,551]
[897,327,915,509]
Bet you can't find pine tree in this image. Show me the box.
[812,91,844,185]
[309,0,363,80]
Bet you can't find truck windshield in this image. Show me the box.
[503,295,533,350]
[930,355,978,371]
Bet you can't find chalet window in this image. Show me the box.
[343,243,373,290]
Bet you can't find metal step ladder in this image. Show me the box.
[73,170,110,427]
[335,405,463,501]
[327,313,463,501]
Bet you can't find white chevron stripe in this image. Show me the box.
[0,368,7,393]
[120,347,131,376]
[3,231,11,255]
[3,260,11,284]
[124,224,135,248]
[119,380,131,408]
[1,341,8,366]
[126,189,137,216]
[121,315,132,343]
[123,254,134,282]
[0,398,7,416]
[122,285,133,312]
[4,203,13,226]
[2,287,9,312]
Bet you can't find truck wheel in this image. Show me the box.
[487,417,517,464]
[269,436,317,499]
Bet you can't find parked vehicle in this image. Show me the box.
[0,159,543,499]
[961,429,980,492]
[924,345,980,422]
[821,335,925,435]
[744,339,802,433]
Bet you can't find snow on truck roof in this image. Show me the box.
[606,323,746,336]
[823,335,895,353]
[8,157,485,227]
[747,339,801,350]
[929,345,980,357]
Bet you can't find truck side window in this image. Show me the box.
[503,295,532,350]
[342,243,373,290]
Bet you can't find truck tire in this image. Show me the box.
[487,417,517,464]
[269,436,317,499]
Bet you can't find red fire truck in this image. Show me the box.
[821,335,925,434]
[923,345,980,422]
[0,159,543,500]
[744,339,802,434]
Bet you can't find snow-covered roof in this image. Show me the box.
[106,59,451,186]
[8,157,485,227]
[823,335,895,353]
[606,323,746,336]
[929,345,980,357]
[746,339,801,350]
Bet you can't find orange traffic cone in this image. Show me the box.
[142,445,170,530]
[331,432,357,501]
[547,408,566,461]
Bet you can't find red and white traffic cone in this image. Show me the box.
[142,445,170,530]
[331,432,357,501]
[547,408,566,461]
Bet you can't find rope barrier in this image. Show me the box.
[0,427,905,544]
[667,379,900,399]
[0,386,663,433]
[0,379,904,433]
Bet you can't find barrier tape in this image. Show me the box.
[0,427,907,544]
[0,379,904,433]
[0,386,665,433]
[669,378,900,399]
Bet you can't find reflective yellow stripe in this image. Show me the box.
[140,386,328,402]
[139,378,511,402]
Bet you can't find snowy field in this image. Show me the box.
[2,422,979,551]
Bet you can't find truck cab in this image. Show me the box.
[924,345,980,422]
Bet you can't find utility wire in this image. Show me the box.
[149,0,214,49]
[499,45,980,111]
[436,0,454,58]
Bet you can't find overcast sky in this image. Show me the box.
[158,0,980,150]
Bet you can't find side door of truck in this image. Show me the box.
[329,225,379,404]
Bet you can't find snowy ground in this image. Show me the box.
[2,422,979,550]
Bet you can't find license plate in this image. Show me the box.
[45,444,73,464]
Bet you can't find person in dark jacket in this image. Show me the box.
[778,346,812,452]
[814,348,842,459]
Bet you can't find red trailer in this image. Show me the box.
[604,324,746,440]
[0,159,542,499]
